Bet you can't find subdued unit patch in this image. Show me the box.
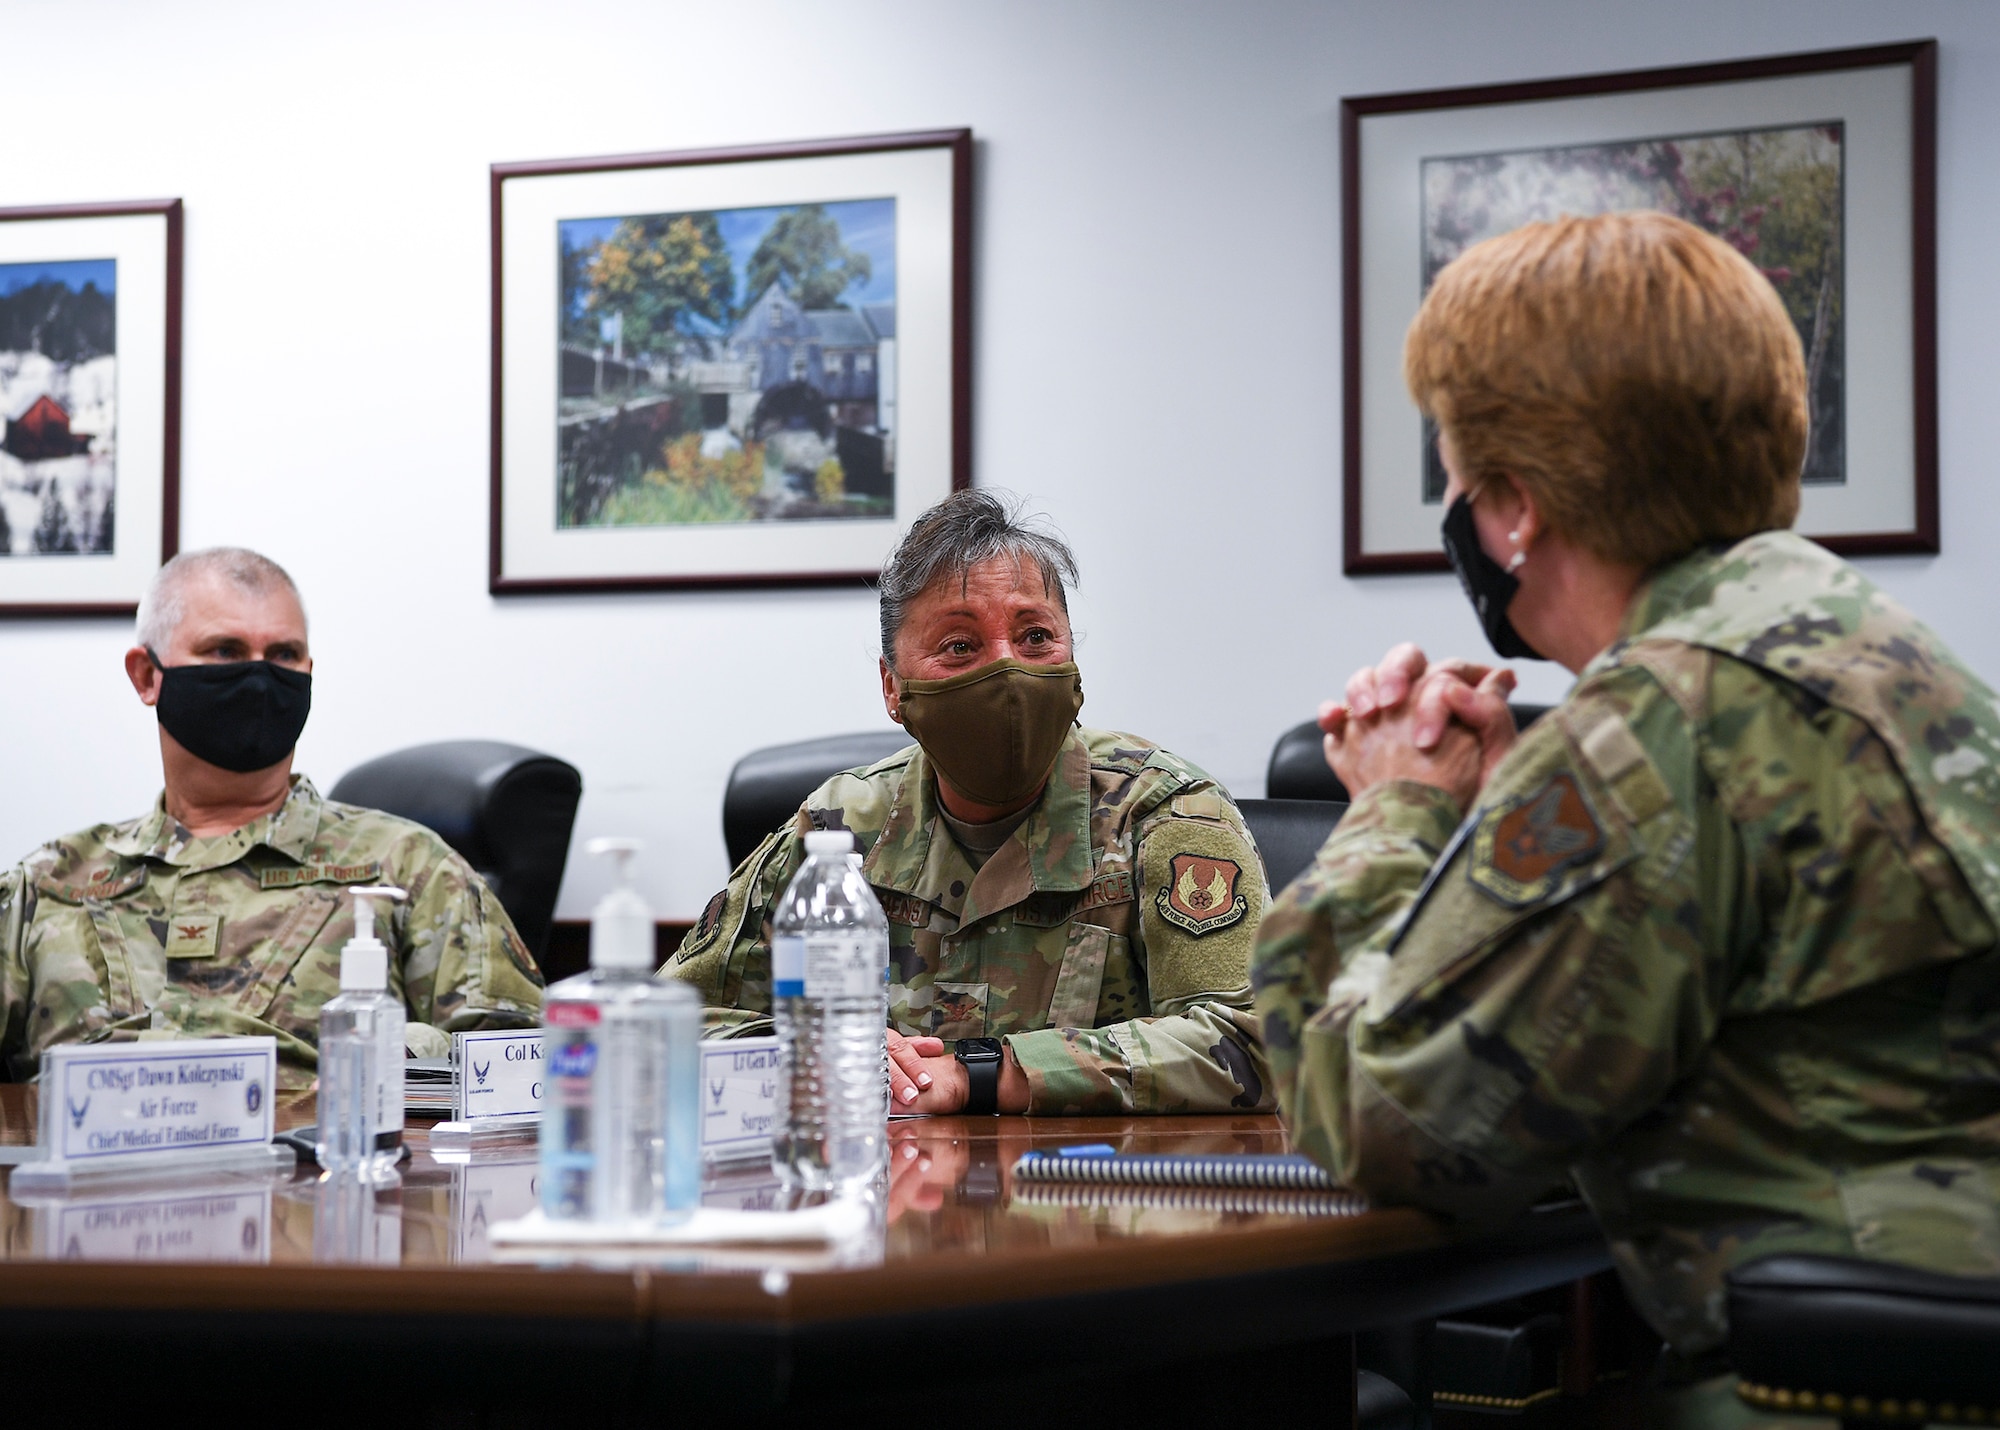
[1469,773,1604,908]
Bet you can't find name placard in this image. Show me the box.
[453,1030,545,1124]
[37,1039,277,1169]
[701,1037,778,1164]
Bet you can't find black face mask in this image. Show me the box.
[148,650,313,773]
[1440,495,1544,661]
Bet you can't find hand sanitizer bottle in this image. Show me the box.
[317,885,408,1179]
[539,839,700,1225]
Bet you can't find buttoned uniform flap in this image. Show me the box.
[1371,706,1673,1022]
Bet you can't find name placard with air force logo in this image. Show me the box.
[452,1030,545,1123]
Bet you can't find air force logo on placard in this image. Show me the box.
[245,1080,263,1116]
[474,1060,492,1086]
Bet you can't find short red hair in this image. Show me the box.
[1404,211,1807,568]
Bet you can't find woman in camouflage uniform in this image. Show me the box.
[1254,212,2000,1401]
[669,490,1273,1118]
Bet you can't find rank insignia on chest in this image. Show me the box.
[164,913,222,960]
[1469,772,1604,908]
[1156,854,1248,936]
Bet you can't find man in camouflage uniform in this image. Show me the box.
[668,491,1271,1116]
[1254,212,2000,1383]
[0,548,543,1088]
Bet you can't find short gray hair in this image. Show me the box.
[877,489,1079,661]
[136,547,306,652]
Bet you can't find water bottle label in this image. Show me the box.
[773,935,805,998]
[804,934,882,999]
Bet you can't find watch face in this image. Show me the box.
[956,1037,1003,1062]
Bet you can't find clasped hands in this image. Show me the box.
[1320,642,1520,808]
[884,1028,1030,1114]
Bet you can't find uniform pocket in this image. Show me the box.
[1049,923,1111,1029]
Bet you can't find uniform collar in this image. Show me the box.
[104,775,325,870]
[862,729,1095,923]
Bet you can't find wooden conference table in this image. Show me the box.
[0,1086,1609,1426]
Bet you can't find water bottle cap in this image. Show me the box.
[803,830,855,856]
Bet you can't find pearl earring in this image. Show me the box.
[1506,530,1526,572]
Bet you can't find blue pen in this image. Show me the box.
[1056,1143,1118,1158]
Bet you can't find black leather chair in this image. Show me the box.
[723,731,911,870]
[1237,798,1348,895]
[1267,702,1554,802]
[329,740,582,965]
[1728,1255,2000,1426]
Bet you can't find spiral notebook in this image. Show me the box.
[1010,1145,1345,1192]
[1011,1181,1367,1217]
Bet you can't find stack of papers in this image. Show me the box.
[405,1057,455,1114]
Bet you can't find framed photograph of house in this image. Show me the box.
[0,199,181,614]
[490,129,971,593]
[1342,41,1936,574]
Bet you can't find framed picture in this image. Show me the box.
[0,199,182,614]
[1342,41,1936,574]
[490,128,971,594]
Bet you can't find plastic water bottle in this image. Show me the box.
[772,829,890,1193]
[539,839,701,1224]
[317,885,408,1179]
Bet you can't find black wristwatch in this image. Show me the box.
[954,1037,1005,1116]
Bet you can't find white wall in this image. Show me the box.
[3,0,1997,922]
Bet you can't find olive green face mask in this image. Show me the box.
[896,658,1084,809]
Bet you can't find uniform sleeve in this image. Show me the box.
[1007,790,1276,1115]
[0,866,28,1077]
[1253,667,1733,1220]
[394,843,546,1056]
[662,821,806,1039]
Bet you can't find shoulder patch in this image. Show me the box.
[686,889,729,952]
[1468,773,1604,908]
[1155,853,1249,936]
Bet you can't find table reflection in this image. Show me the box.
[0,1099,1337,1273]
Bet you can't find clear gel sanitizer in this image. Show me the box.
[317,885,408,1178]
[539,838,700,1224]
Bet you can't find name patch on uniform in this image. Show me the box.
[1155,854,1247,936]
[1078,869,1135,911]
[258,861,384,889]
[38,869,147,903]
[164,914,221,960]
[878,892,932,928]
[1468,773,1604,908]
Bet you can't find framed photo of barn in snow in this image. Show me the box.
[490,130,970,593]
[0,199,181,614]
[1341,42,1936,574]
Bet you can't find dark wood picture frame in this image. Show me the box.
[1341,41,1938,575]
[0,197,182,616]
[490,128,973,596]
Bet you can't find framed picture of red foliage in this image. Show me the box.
[0,199,182,615]
[1342,42,1936,574]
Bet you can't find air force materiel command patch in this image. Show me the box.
[1156,853,1249,936]
[1469,772,1604,907]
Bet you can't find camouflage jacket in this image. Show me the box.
[667,727,1273,1115]
[1254,532,2000,1353]
[0,776,546,1088]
